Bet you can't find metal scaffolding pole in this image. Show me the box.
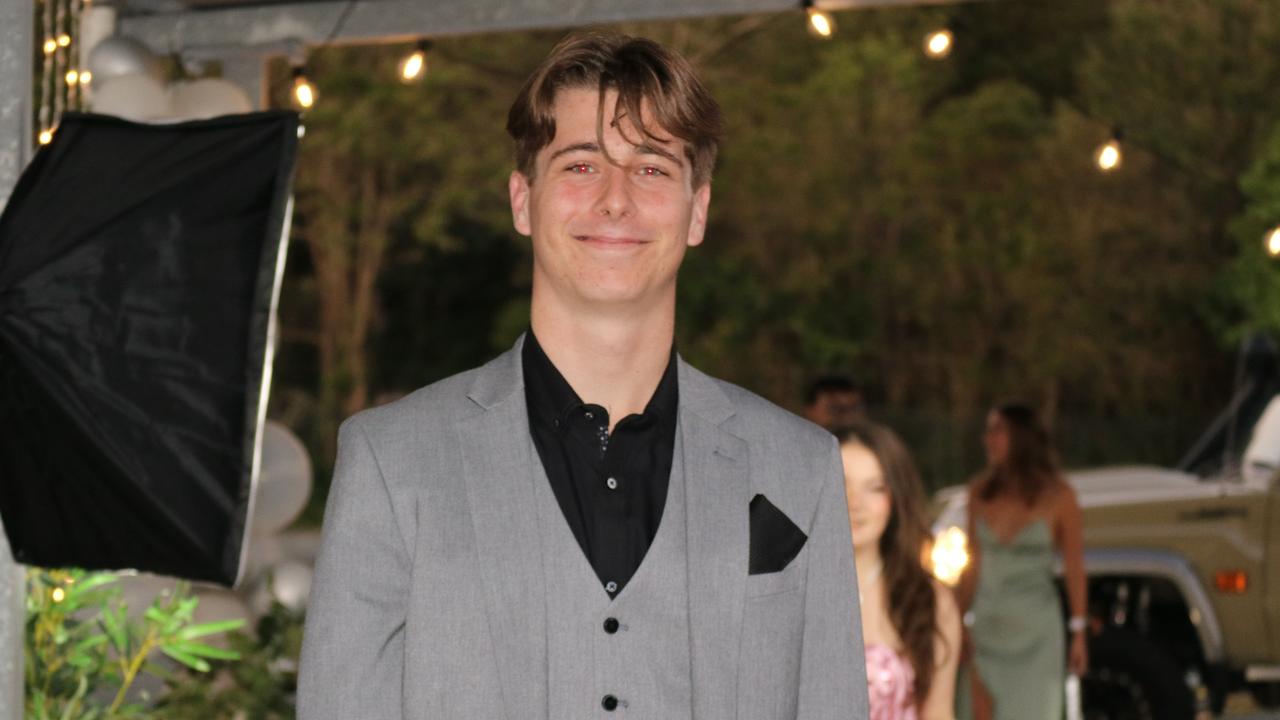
[0,0,33,713]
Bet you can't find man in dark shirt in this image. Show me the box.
[299,32,868,720]
[524,331,677,597]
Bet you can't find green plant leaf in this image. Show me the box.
[159,645,211,673]
[63,573,118,603]
[143,606,169,626]
[99,607,127,655]
[176,619,246,641]
[165,640,241,661]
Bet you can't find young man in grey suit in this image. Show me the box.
[298,33,869,720]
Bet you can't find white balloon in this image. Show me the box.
[90,73,172,121]
[169,78,253,120]
[271,561,313,611]
[250,421,313,536]
[87,35,165,84]
[248,560,313,615]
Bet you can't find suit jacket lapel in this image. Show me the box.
[457,336,548,720]
[680,359,749,720]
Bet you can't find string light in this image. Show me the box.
[924,29,953,59]
[43,38,57,55]
[397,40,432,84]
[803,0,835,39]
[65,69,79,85]
[79,70,92,85]
[291,66,317,109]
[38,128,55,145]
[51,587,66,603]
[278,0,354,113]
[1095,130,1123,172]
[1266,225,1280,258]
[56,33,71,47]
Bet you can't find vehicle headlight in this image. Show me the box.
[929,526,969,586]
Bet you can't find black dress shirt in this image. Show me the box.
[523,331,678,598]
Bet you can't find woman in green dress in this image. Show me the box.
[956,404,1088,720]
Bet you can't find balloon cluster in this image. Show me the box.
[87,35,254,121]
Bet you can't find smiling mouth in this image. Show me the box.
[575,234,648,246]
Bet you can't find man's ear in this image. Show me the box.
[686,183,711,248]
[509,171,532,237]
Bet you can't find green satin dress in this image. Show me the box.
[957,518,1064,720]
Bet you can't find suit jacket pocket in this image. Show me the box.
[745,554,803,598]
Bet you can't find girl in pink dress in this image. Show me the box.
[838,422,962,720]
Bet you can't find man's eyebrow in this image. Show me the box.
[633,143,681,166]
[548,143,600,162]
[547,141,683,167]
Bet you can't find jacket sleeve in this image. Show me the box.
[796,436,869,719]
[298,416,410,720]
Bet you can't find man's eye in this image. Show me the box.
[639,166,668,177]
[567,163,594,174]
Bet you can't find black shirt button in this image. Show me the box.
[602,695,619,711]
[603,617,620,634]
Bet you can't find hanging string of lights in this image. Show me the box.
[397,40,432,84]
[36,0,89,145]
[288,0,435,110]
[802,0,835,39]
[25,0,1273,255]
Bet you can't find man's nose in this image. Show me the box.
[594,167,636,218]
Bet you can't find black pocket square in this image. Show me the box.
[748,494,808,575]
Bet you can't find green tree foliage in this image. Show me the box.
[1217,122,1280,341]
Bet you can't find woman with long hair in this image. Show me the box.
[838,421,961,720]
[957,403,1087,720]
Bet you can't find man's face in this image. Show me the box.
[805,390,864,430]
[509,87,710,310]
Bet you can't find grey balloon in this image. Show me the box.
[87,35,166,83]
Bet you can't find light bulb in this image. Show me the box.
[43,38,57,55]
[57,33,71,47]
[924,29,953,59]
[38,128,54,145]
[807,7,835,39]
[51,587,66,603]
[65,69,79,85]
[292,67,316,110]
[80,70,93,85]
[398,41,431,83]
[1266,226,1280,257]
[1095,138,1122,172]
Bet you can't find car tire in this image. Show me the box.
[1082,629,1194,720]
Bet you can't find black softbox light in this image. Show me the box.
[0,111,299,585]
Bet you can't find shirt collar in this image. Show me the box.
[522,329,678,428]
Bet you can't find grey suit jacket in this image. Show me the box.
[298,338,869,719]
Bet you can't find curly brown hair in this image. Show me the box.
[836,421,943,709]
[506,33,723,187]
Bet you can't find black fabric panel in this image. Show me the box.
[0,111,298,585]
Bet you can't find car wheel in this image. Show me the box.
[1082,629,1194,720]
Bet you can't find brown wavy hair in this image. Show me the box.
[836,421,942,709]
[506,33,723,188]
[978,403,1059,507]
